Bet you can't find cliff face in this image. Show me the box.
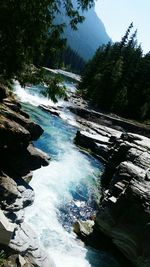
[0,85,54,267]
[96,133,150,267]
[72,103,150,267]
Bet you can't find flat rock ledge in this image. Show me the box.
[74,121,122,162]
[0,86,54,267]
[70,106,150,138]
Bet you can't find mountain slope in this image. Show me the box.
[56,3,110,60]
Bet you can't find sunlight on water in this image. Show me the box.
[14,81,78,127]
[14,81,119,267]
[14,80,65,107]
[25,154,99,267]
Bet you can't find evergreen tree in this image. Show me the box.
[58,46,86,74]
[79,24,150,121]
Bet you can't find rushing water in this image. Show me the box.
[14,81,120,267]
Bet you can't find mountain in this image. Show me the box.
[56,2,110,60]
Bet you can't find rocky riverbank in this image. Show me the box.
[70,100,150,267]
[0,85,55,267]
[96,132,150,267]
[1,81,150,267]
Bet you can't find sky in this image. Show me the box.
[95,0,150,53]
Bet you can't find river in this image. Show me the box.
[14,80,120,267]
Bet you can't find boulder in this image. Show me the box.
[3,254,33,267]
[1,104,43,141]
[73,220,94,237]
[0,173,34,212]
[1,144,49,178]
[0,116,31,149]
[10,223,56,267]
[75,130,110,161]
[0,209,14,245]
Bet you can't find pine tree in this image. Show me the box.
[79,24,150,121]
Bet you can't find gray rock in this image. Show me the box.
[10,223,55,267]
[0,86,54,267]
[1,143,49,178]
[0,104,43,141]
[73,220,94,237]
[75,130,111,161]
[69,106,150,138]
[0,173,34,212]
[0,115,31,149]
[39,105,60,117]
[96,133,150,267]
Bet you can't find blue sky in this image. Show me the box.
[95,0,150,53]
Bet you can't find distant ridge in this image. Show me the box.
[56,1,110,60]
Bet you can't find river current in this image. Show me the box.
[14,81,119,267]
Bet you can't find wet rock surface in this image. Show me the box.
[39,104,60,117]
[0,86,53,267]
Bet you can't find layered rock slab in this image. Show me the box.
[96,133,150,267]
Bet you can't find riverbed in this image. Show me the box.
[14,81,120,267]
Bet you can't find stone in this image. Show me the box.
[0,209,14,245]
[0,173,34,212]
[10,223,55,267]
[0,86,52,267]
[145,168,150,181]
[95,133,150,267]
[0,115,31,149]
[1,144,49,178]
[3,254,34,267]
[73,220,94,237]
[39,105,60,117]
[0,104,43,141]
[75,130,110,161]
[71,106,150,137]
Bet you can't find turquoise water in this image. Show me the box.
[14,82,119,267]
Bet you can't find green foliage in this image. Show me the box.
[58,46,86,74]
[79,24,150,121]
[18,66,67,102]
[0,0,95,80]
[42,45,86,74]
[42,75,67,103]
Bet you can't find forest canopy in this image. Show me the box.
[0,0,95,80]
[79,24,150,121]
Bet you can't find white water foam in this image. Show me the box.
[25,145,98,267]
[13,81,78,127]
[14,81,58,107]
[14,81,118,267]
